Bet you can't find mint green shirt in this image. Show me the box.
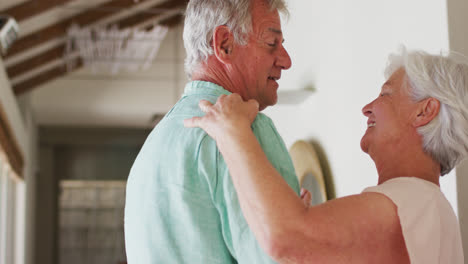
[124,81,300,263]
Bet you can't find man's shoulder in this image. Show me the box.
[251,112,274,130]
[251,112,281,139]
[140,96,215,153]
[253,111,271,122]
[165,93,220,120]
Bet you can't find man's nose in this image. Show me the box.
[276,45,292,70]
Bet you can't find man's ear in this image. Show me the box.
[413,98,440,127]
[212,25,234,64]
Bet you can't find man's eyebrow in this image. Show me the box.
[267,28,285,43]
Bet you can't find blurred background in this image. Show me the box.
[0,0,467,264]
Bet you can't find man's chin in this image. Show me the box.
[259,102,270,111]
[257,97,277,111]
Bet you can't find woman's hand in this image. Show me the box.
[300,188,312,208]
[184,93,259,142]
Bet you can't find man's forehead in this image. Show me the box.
[268,27,283,34]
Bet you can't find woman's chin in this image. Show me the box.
[360,137,370,154]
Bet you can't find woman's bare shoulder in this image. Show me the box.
[293,192,410,264]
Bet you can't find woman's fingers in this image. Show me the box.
[183,93,260,139]
[247,99,260,110]
[246,99,260,121]
[184,99,217,129]
[199,100,214,113]
[300,188,312,208]
[183,116,202,128]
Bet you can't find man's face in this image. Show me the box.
[230,0,292,111]
[360,68,421,157]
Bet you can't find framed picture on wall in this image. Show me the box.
[289,140,335,206]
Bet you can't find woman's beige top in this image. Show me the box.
[363,177,464,264]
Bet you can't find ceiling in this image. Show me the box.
[0,0,188,128]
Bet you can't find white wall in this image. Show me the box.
[446,0,468,257]
[267,0,451,198]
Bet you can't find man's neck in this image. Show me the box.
[191,59,241,95]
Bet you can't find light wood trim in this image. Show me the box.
[0,102,24,178]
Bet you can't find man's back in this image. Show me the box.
[124,81,300,263]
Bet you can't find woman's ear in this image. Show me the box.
[212,25,234,64]
[413,98,440,127]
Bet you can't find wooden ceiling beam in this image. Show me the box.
[12,59,80,95]
[7,44,66,78]
[147,12,183,30]
[12,13,184,95]
[114,0,187,29]
[3,0,155,59]
[1,0,76,22]
[7,0,187,79]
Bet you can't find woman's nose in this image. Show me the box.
[362,101,373,117]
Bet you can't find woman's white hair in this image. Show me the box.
[183,0,288,78]
[385,47,468,175]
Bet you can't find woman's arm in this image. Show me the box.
[186,94,307,260]
[184,94,407,264]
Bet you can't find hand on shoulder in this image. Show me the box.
[184,93,259,142]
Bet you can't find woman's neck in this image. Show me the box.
[375,150,440,186]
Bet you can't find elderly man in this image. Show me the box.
[124,0,299,263]
[185,48,466,263]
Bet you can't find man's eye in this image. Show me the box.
[267,42,277,47]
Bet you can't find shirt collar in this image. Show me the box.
[182,81,232,97]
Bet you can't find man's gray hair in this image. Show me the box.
[183,0,288,78]
[385,47,468,175]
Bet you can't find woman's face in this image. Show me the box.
[360,68,420,157]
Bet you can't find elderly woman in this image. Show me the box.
[184,49,467,264]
